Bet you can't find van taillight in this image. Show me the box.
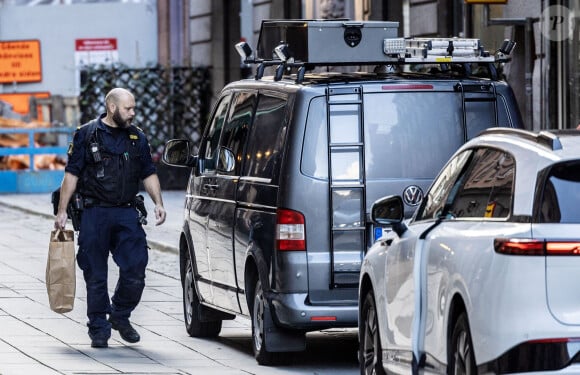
[276,208,305,251]
[494,238,580,255]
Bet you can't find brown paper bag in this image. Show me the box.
[46,229,76,313]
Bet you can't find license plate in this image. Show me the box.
[373,226,392,242]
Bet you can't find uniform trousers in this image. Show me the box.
[77,205,148,339]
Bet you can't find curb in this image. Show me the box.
[0,201,179,254]
[147,240,179,254]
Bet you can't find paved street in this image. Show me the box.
[0,193,358,375]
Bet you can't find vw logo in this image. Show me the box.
[403,185,424,206]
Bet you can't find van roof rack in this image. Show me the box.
[236,19,516,83]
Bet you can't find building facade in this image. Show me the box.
[178,0,577,131]
[0,0,577,130]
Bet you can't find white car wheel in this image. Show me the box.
[359,291,386,375]
[449,312,476,375]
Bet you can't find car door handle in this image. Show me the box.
[203,184,219,191]
[380,238,393,247]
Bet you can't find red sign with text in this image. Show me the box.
[75,38,117,52]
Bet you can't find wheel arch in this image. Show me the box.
[244,246,271,315]
[179,227,195,284]
[179,232,189,283]
[244,255,259,314]
[358,273,377,347]
[359,273,374,322]
[447,293,468,361]
[178,227,208,309]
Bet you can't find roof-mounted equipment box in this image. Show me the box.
[257,20,399,65]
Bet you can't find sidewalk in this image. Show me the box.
[0,191,359,375]
[0,190,185,253]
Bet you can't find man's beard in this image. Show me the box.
[113,109,132,128]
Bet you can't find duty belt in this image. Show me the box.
[83,197,133,208]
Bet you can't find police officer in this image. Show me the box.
[54,87,167,348]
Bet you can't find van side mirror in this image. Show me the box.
[370,195,407,236]
[162,139,197,168]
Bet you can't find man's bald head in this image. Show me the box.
[104,88,136,128]
[105,88,134,108]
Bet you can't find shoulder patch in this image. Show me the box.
[67,142,73,155]
[129,134,139,140]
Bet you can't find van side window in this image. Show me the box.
[466,95,512,139]
[302,96,327,179]
[243,94,288,180]
[200,95,231,173]
[219,92,257,174]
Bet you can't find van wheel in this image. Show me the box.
[183,253,222,337]
[448,312,476,375]
[359,290,386,375]
[252,279,280,365]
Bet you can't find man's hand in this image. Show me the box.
[54,172,79,230]
[143,173,166,226]
[55,211,68,230]
[154,205,166,226]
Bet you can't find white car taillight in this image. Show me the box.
[494,238,580,255]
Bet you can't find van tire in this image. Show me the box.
[251,279,281,365]
[183,253,222,337]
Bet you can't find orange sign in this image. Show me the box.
[0,40,42,83]
[0,92,50,120]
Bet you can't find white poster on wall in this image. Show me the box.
[74,38,119,95]
[75,38,119,66]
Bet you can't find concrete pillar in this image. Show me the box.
[211,0,241,96]
[158,1,170,66]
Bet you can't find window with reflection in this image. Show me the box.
[364,92,464,180]
[416,148,515,221]
[219,92,257,174]
[301,97,328,179]
[446,148,514,219]
[416,150,473,221]
[243,94,288,180]
[539,161,580,223]
[465,95,512,139]
[200,95,231,173]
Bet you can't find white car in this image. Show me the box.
[359,128,580,375]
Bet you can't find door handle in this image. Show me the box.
[203,184,219,191]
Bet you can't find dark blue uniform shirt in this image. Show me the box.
[65,114,156,180]
[65,114,156,205]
